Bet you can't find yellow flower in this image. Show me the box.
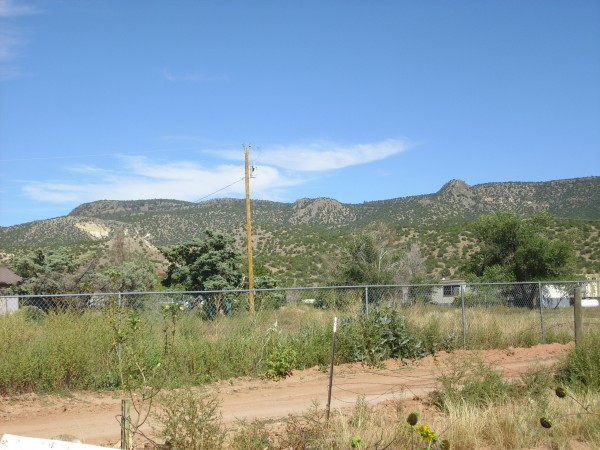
[417,424,437,442]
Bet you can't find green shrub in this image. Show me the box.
[337,308,425,366]
[288,323,332,369]
[264,345,297,380]
[420,315,459,354]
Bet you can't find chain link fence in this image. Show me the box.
[1,280,598,348]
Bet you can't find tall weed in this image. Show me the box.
[0,310,115,394]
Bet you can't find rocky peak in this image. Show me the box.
[291,198,355,225]
[437,179,475,207]
[439,179,470,195]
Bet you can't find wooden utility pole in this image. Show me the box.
[245,146,255,314]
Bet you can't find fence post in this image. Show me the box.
[574,287,582,345]
[364,286,369,318]
[538,282,546,344]
[461,284,467,349]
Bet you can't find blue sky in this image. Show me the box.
[1,0,599,227]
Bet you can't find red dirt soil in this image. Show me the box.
[0,343,570,447]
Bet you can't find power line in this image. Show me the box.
[194,176,245,203]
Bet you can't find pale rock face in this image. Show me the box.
[74,222,111,239]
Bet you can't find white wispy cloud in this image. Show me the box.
[0,26,22,63]
[0,0,38,17]
[21,156,301,204]
[215,138,411,171]
[67,164,114,175]
[0,1,39,80]
[19,139,409,204]
[23,182,89,203]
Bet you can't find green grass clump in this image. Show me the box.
[555,328,600,390]
[430,357,552,412]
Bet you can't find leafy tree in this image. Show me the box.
[9,248,159,310]
[240,260,279,290]
[9,248,80,295]
[248,261,285,310]
[9,248,92,311]
[160,231,243,317]
[87,261,157,293]
[334,232,397,285]
[332,223,428,287]
[398,243,427,282]
[160,230,242,291]
[463,211,575,308]
[463,211,575,282]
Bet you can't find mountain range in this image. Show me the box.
[1,176,599,285]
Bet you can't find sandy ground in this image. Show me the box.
[0,343,571,447]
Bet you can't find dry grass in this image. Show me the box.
[402,304,574,350]
[234,389,600,450]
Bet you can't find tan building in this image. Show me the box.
[0,267,22,314]
[0,267,22,291]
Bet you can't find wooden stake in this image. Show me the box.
[326,316,338,421]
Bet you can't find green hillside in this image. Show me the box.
[1,177,599,286]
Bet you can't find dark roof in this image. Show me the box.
[0,267,23,285]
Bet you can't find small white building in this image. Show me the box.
[541,284,571,308]
[431,279,465,306]
[0,296,19,314]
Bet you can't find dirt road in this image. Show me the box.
[0,343,569,447]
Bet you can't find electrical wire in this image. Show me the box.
[194,176,245,203]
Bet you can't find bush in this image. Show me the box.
[264,345,297,380]
[337,308,425,366]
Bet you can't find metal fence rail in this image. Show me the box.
[2,280,598,348]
